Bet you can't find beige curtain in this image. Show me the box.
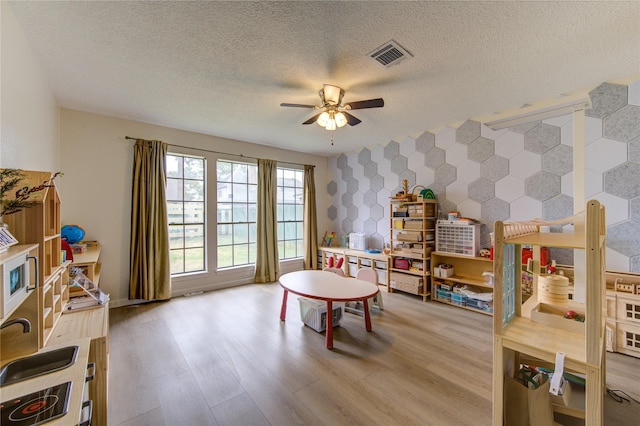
[129,139,171,300]
[303,165,318,269]
[254,158,279,283]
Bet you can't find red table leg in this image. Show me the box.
[326,300,333,349]
[280,289,289,321]
[363,298,372,331]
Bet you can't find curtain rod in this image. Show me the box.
[125,136,314,168]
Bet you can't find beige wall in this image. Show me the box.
[60,109,329,306]
[0,2,59,170]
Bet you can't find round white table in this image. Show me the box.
[279,270,379,349]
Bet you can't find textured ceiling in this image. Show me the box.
[8,1,640,156]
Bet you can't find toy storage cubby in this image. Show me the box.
[431,251,494,315]
[317,246,389,286]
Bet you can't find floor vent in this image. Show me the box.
[368,40,413,68]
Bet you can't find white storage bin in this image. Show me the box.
[298,297,344,332]
[349,233,368,251]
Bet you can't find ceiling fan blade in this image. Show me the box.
[280,103,317,108]
[344,98,384,110]
[343,112,362,126]
[302,113,322,125]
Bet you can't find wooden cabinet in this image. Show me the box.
[317,246,389,286]
[431,251,493,315]
[389,200,437,301]
[2,170,69,347]
[492,200,606,425]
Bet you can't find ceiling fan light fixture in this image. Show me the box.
[324,117,337,131]
[317,111,330,127]
[335,112,347,128]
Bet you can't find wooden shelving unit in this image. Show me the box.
[317,246,389,286]
[492,200,606,425]
[389,199,438,301]
[431,251,494,315]
[2,170,69,347]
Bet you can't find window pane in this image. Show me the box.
[169,225,184,249]
[233,163,248,183]
[283,187,296,203]
[277,222,284,240]
[248,184,257,202]
[184,157,204,179]
[167,202,183,224]
[233,183,248,202]
[277,204,283,220]
[217,203,232,223]
[166,155,182,178]
[249,243,257,263]
[184,224,203,248]
[232,204,248,222]
[296,221,303,239]
[217,224,233,246]
[234,244,248,265]
[296,204,303,221]
[248,203,257,222]
[184,247,204,272]
[277,241,285,259]
[296,240,303,257]
[217,181,232,201]
[277,168,283,186]
[284,222,296,239]
[170,250,184,273]
[249,223,257,243]
[217,245,233,268]
[217,161,232,182]
[233,223,248,244]
[282,205,294,221]
[184,202,204,224]
[166,178,183,200]
[184,180,204,201]
[248,165,258,184]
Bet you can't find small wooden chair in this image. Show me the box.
[356,267,383,311]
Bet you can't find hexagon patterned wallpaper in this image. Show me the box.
[327,78,640,272]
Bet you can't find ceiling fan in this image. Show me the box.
[280,84,384,130]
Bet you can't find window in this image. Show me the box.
[166,154,206,275]
[277,168,304,260]
[215,161,305,269]
[216,161,257,268]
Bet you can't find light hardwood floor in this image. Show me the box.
[108,283,640,425]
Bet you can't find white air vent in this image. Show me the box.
[368,40,413,68]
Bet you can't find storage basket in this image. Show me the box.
[450,292,467,306]
[436,288,451,302]
[298,297,344,332]
[466,298,486,310]
[390,272,423,295]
